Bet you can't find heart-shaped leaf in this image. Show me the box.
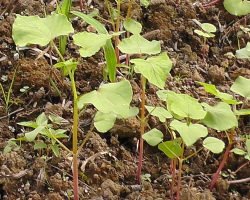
[170,120,208,146]
[94,111,117,133]
[131,53,172,89]
[142,128,163,146]
[12,14,74,46]
[118,34,161,55]
[202,102,238,131]
[73,32,112,57]
[77,79,133,118]
[224,0,250,16]
[145,106,172,122]
[124,18,142,35]
[166,91,207,120]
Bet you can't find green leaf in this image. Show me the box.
[54,59,78,76]
[25,125,45,141]
[170,120,208,146]
[201,23,216,33]
[224,0,250,16]
[194,30,215,38]
[202,102,238,131]
[12,14,74,46]
[145,105,172,122]
[94,111,117,133]
[166,91,207,120]
[36,113,48,126]
[50,144,59,157]
[77,79,133,118]
[198,82,239,105]
[53,129,68,138]
[3,139,18,155]
[73,32,112,57]
[230,76,250,99]
[158,140,182,158]
[34,141,48,150]
[124,19,142,35]
[140,0,150,7]
[234,109,250,115]
[236,42,250,58]
[156,90,168,101]
[71,11,117,82]
[118,34,161,54]
[17,121,38,128]
[131,53,172,89]
[142,128,163,146]
[231,148,246,155]
[203,137,225,153]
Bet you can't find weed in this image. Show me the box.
[193,19,216,61]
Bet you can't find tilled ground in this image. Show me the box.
[1,0,250,199]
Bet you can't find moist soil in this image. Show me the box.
[1,0,250,199]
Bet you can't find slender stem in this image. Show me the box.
[203,0,222,7]
[170,158,177,200]
[68,70,79,200]
[183,147,204,161]
[137,75,146,184]
[176,142,184,200]
[228,177,250,184]
[209,129,234,191]
[51,40,65,62]
[126,0,134,20]
[115,0,121,63]
[234,160,250,174]
[49,133,72,154]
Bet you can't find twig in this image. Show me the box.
[228,177,250,184]
[0,108,24,120]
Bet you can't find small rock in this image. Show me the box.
[208,65,225,83]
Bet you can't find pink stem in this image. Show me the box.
[203,0,222,8]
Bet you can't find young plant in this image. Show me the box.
[71,11,117,82]
[143,90,226,200]
[11,11,138,200]
[0,66,17,113]
[115,18,172,184]
[203,0,250,17]
[4,112,68,156]
[198,76,250,190]
[193,20,216,60]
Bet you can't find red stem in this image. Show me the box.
[73,153,79,200]
[137,76,146,184]
[235,160,250,174]
[209,142,232,190]
[203,0,222,8]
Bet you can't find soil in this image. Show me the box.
[1,0,250,199]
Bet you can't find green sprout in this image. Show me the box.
[193,19,216,60]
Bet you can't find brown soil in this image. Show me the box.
[1,0,250,199]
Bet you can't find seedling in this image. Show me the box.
[0,66,18,113]
[116,18,172,184]
[143,90,226,199]
[203,0,250,16]
[198,76,250,190]
[193,20,216,60]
